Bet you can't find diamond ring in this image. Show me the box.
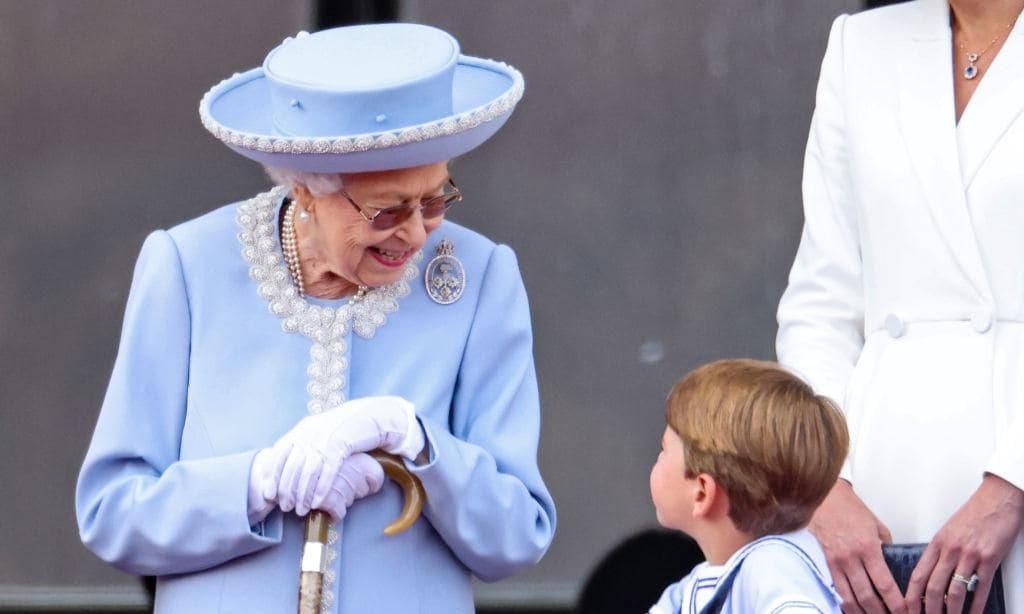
[951,573,979,592]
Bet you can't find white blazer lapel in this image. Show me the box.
[956,14,1024,190]
[897,0,990,298]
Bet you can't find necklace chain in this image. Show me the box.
[956,13,1019,80]
[281,200,367,301]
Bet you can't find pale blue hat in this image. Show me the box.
[199,23,524,172]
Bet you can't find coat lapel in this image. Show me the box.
[896,0,990,299]
[956,14,1024,190]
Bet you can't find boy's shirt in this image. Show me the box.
[648,528,842,614]
[650,561,726,614]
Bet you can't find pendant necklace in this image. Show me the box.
[958,19,1015,80]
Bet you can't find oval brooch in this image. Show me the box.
[425,238,465,305]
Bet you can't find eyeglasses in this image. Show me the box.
[340,178,463,231]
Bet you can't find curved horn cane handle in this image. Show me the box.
[368,450,426,535]
[298,450,426,613]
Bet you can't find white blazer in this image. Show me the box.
[776,0,1024,605]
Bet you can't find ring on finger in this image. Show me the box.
[923,595,950,603]
[951,572,979,592]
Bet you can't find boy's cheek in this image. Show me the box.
[649,463,670,526]
[649,467,660,509]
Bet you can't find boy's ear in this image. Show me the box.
[692,473,726,520]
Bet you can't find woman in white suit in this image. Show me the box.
[777,0,1024,612]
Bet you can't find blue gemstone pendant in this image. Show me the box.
[964,52,979,80]
[425,238,465,305]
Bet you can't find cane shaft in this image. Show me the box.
[298,571,323,614]
[297,511,330,614]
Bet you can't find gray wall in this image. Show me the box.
[0,0,859,608]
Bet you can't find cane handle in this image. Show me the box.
[368,450,426,536]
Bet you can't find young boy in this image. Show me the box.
[649,359,848,613]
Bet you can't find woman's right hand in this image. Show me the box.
[249,450,386,520]
[810,479,907,614]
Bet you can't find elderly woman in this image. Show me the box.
[777,1,1024,613]
[75,23,555,613]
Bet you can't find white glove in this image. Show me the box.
[247,448,277,525]
[313,453,385,519]
[264,396,424,513]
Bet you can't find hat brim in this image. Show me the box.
[200,56,523,172]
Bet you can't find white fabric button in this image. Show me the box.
[885,314,905,338]
[971,312,993,333]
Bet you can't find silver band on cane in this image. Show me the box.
[300,542,326,573]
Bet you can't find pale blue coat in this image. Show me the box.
[76,192,556,613]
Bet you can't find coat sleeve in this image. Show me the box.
[75,230,282,576]
[405,244,556,582]
[775,15,863,480]
[986,412,1024,489]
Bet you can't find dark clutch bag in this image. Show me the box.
[882,543,1005,614]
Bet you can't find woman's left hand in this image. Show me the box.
[302,452,385,519]
[904,473,1024,614]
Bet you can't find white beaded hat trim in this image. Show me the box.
[200,59,524,156]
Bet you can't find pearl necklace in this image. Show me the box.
[281,200,368,301]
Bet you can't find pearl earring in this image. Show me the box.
[298,207,310,222]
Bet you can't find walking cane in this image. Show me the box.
[297,450,426,613]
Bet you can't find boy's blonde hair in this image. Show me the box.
[666,359,848,537]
